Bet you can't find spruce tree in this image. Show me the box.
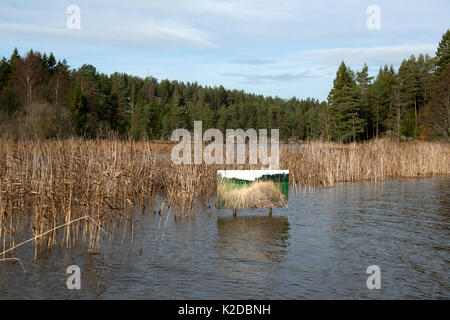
[369,65,398,138]
[356,63,374,138]
[435,29,450,78]
[398,56,420,137]
[67,85,87,134]
[328,62,365,142]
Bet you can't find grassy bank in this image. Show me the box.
[0,139,448,256]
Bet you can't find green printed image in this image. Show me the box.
[217,170,289,209]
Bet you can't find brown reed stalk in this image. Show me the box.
[0,138,448,256]
[0,215,107,257]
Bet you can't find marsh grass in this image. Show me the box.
[0,138,448,257]
[282,140,449,190]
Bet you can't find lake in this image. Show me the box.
[1,177,448,299]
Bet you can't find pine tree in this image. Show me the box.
[328,62,365,142]
[369,65,398,138]
[356,63,373,94]
[435,29,450,78]
[398,56,420,137]
[130,102,152,139]
[369,68,384,138]
[9,48,19,70]
[110,73,129,133]
[356,63,374,138]
[0,57,12,90]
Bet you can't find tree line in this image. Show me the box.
[256,173,289,183]
[0,30,449,141]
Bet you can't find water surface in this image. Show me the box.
[1,177,448,299]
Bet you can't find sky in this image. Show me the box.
[0,0,448,101]
[218,170,288,181]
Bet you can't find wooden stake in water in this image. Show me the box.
[233,209,237,217]
[268,208,272,216]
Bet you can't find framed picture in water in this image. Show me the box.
[217,170,289,209]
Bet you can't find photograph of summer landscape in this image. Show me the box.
[0,1,449,300]
[217,170,289,209]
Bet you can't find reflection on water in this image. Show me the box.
[215,216,289,263]
[0,177,449,299]
[212,215,290,295]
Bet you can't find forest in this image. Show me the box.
[256,173,289,183]
[0,30,449,142]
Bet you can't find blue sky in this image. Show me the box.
[0,0,448,100]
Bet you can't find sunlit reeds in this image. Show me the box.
[282,139,449,189]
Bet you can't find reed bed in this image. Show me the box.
[0,138,448,257]
[282,140,449,189]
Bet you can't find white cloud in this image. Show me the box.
[0,0,447,100]
[0,1,217,50]
[222,70,312,83]
[291,45,436,68]
[0,20,216,50]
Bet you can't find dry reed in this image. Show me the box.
[0,138,448,257]
[282,140,449,189]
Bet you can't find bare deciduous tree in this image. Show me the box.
[14,51,45,122]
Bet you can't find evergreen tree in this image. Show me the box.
[369,65,398,137]
[398,56,420,137]
[130,102,151,139]
[9,48,19,70]
[435,29,450,78]
[110,73,129,133]
[67,85,88,134]
[0,57,12,90]
[0,37,447,141]
[356,63,374,138]
[328,62,365,142]
[420,64,450,140]
[199,104,216,130]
